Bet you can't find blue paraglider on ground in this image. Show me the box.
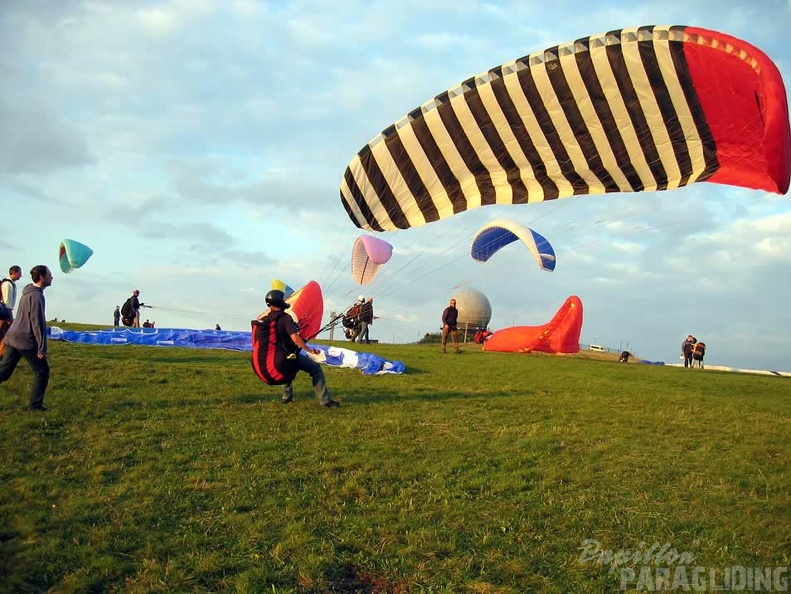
[48,327,405,375]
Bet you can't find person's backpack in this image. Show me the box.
[474,330,492,344]
[251,311,300,385]
[121,298,134,318]
[119,298,136,326]
[0,279,12,321]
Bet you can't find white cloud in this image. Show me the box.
[137,6,178,35]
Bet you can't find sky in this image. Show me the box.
[2,0,790,371]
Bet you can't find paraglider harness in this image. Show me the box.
[342,302,362,340]
[692,342,706,367]
[0,278,13,321]
[120,298,136,327]
[474,329,492,345]
[251,310,301,385]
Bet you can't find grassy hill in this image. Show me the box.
[1,330,789,592]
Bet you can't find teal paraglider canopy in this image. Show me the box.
[58,239,94,274]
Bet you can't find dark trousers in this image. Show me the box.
[282,354,331,404]
[0,345,50,408]
[358,321,370,343]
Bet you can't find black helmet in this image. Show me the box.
[265,289,290,309]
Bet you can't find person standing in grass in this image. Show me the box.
[130,290,142,327]
[0,265,53,411]
[441,298,461,354]
[0,265,23,347]
[681,335,696,368]
[358,297,374,344]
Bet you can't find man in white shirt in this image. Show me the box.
[0,265,23,346]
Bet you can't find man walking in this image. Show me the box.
[0,265,53,411]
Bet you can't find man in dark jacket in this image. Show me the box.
[130,290,142,327]
[681,335,696,368]
[441,298,461,354]
[0,265,53,411]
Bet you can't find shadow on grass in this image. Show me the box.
[130,354,244,365]
[230,389,526,407]
[235,393,271,404]
[350,389,524,404]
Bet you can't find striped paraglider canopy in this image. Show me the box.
[341,25,790,232]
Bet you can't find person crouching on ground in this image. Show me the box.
[0,265,53,411]
[256,289,340,408]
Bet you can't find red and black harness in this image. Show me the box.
[251,311,301,385]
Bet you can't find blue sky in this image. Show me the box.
[2,0,790,371]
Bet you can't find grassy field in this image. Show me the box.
[1,323,789,593]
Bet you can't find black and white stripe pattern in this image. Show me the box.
[341,25,720,232]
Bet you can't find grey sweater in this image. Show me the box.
[3,283,47,354]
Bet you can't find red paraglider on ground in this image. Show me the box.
[483,296,583,354]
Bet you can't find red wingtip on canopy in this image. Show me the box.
[684,27,790,195]
[286,280,324,341]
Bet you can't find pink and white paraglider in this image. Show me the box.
[351,235,393,284]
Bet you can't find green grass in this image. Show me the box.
[1,324,789,593]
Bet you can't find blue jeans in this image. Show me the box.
[282,353,331,405]
[0,345,50,408]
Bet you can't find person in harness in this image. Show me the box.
[342,296,364,342]
[692,341,706,369]
[251,289,340,408]
[120,290,143,327]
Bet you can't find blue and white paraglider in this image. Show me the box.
[470,220,555,271]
